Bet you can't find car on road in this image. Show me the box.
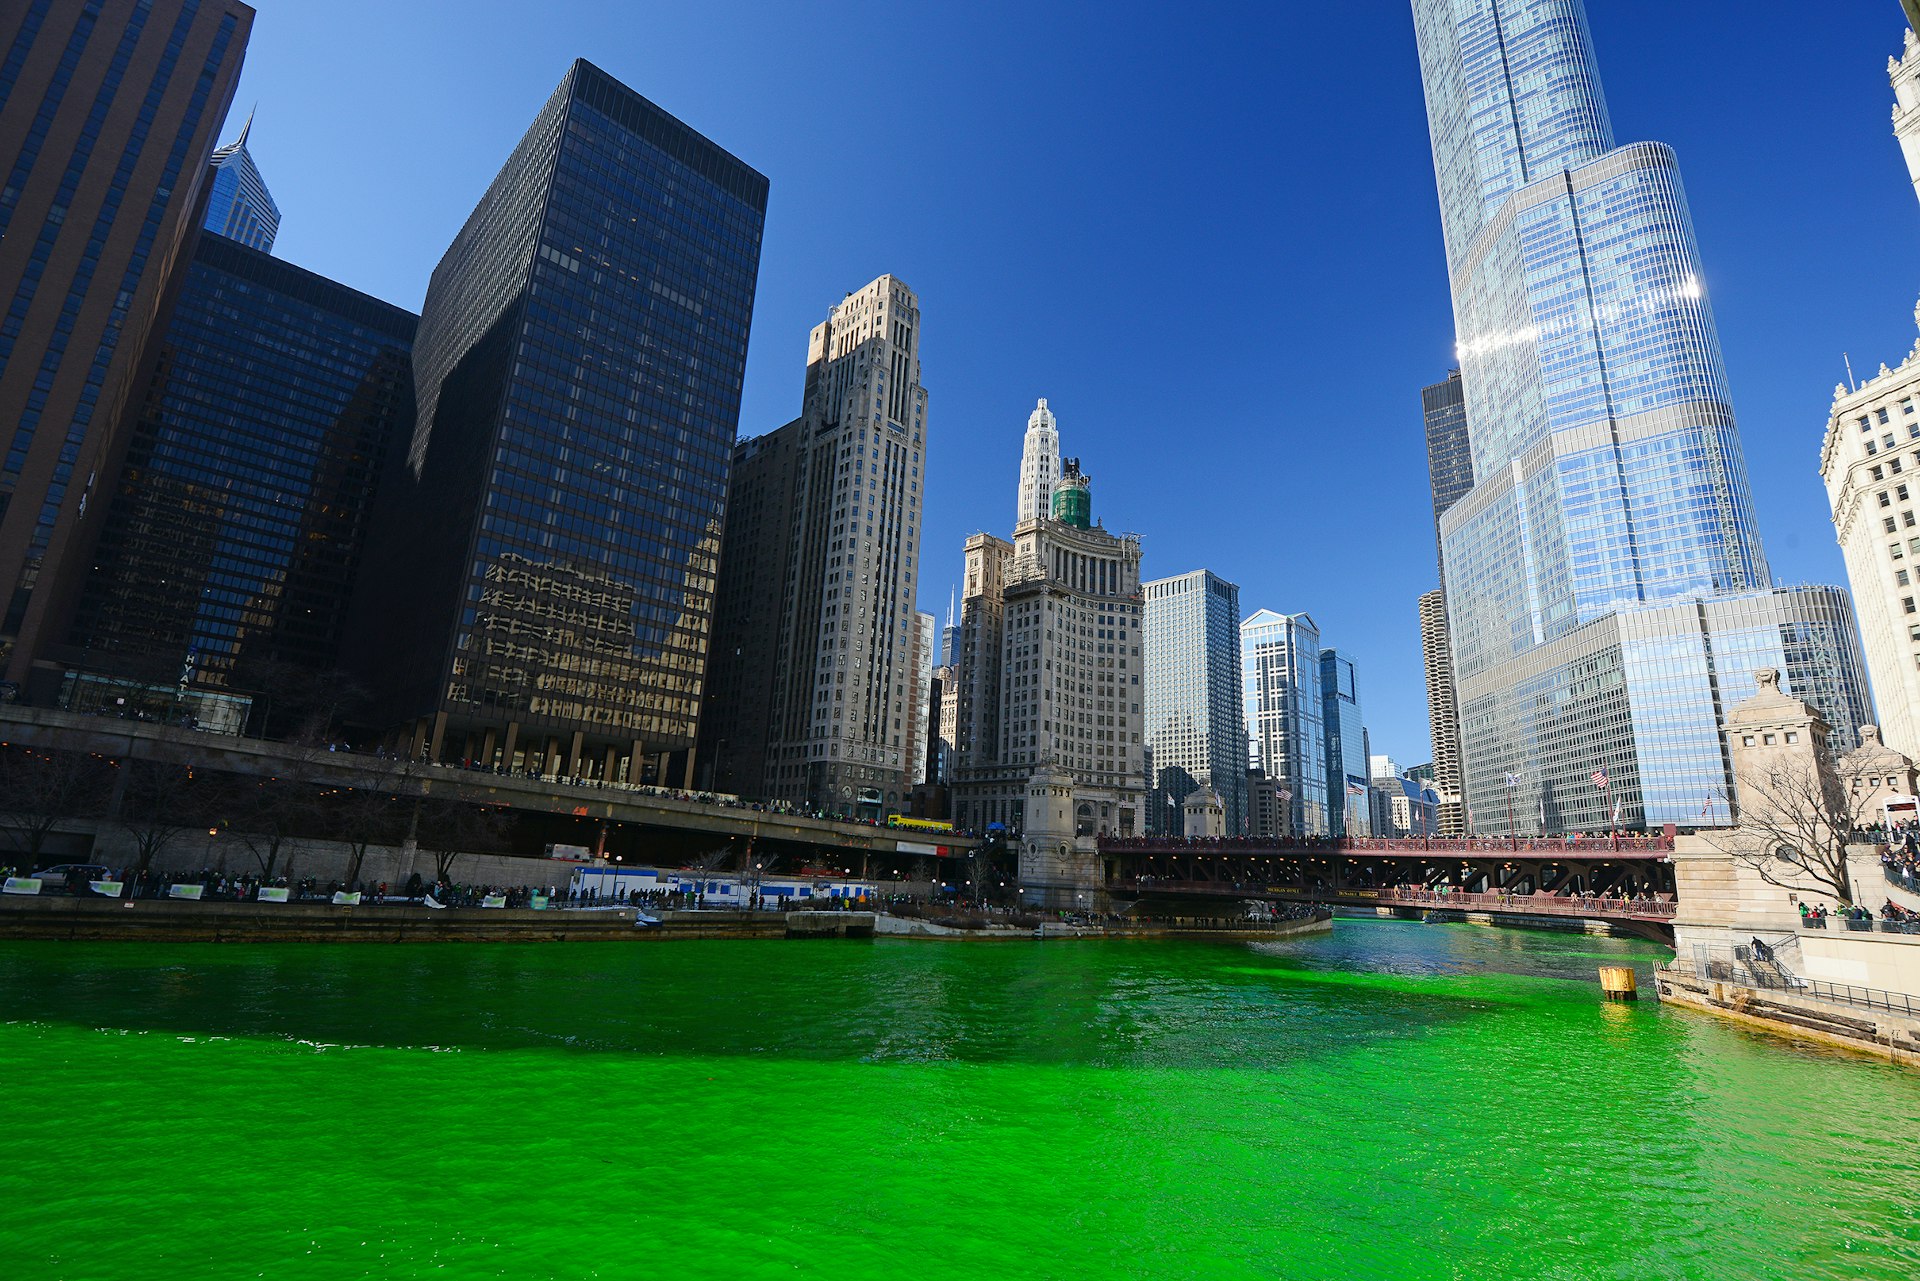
[27,864,114,892]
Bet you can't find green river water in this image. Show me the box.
[1,919,1917,1280]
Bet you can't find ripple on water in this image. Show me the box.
[0,924,1915,1281]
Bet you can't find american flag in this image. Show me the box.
[1591,768,1609,791]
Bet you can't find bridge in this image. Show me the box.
[0,705,978,869]
[1096,834,1678,941]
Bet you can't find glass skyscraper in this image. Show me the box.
[1242,609,1326,837]
[63,233,415,732]
[1411,0,1871,831]
[1320,648,1371,838]
[202,110,280,252]
[348,60,767,787]
[1144,569,1245,835]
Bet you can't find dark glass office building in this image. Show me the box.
[348,61,767,788]
[0,0,253,699]
[1421,368,1471,572]
[60,232,415,731]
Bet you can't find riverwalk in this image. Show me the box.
[0,896,1333,944]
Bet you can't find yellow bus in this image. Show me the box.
[886,814,955,834]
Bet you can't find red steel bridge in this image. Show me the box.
[1096,831,1679,941]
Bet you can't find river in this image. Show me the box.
[1,919,1916,1279]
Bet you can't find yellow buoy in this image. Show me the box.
[1598,966,1638,1002]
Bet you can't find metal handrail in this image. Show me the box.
[1377,887,1677,919]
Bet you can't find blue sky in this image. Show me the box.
[224,0,1920,765]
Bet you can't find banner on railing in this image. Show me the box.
[531,895,549,910]
[89,881,123,898]
[2,877,41,895]
[423,895,446,910]
[331,891,361,906]
[169,884,203,901]
[481,894,507,909]
[257,886,289,903]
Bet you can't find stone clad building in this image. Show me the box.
[954,408,1144,904]
[1819,306,1920,761]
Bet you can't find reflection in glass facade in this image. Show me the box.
[1412,0,1872,830]
[1241,610,1326,837]
[1144,569,1245,835]
[65,233,415,708]
[1321,648,1371,838]
[348,61,766,785]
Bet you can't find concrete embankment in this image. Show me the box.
[0,897,786,943]
[0,899,1337,945]
[874,910,1335,943]
[1655,965,1920,1066]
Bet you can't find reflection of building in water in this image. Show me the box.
[344,61,767,785]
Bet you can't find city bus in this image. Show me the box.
[886,815,954,834]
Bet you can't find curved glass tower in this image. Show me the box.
[1412,0,1870,832]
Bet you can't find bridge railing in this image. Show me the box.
[1376,888,1676,919]
[1100,835,1675,856]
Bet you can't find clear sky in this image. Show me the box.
[220,0,1920,766]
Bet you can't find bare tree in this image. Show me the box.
[224,775,325,880]
[413,797,513,882]
[117,759,200,876]
[1708,747,1874,907]
[325,781,403,888]
[0,746,110,866]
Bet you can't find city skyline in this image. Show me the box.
[200,2,1918,764]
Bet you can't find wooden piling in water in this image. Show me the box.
[1598,966,1638,1002]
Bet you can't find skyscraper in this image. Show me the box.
[702,276,928,813]
[1015,398,1060,527]
[202,109,279,251]
[1420,372,1472,836]
[1418,588,1465,835]
[1143,568,1245,836]
[347,60,767,787]
[0,0,254,701]
[1241,610,1326,837]
[1421,369,1471,567]
[954,412,1144,897]
[62,234,414,733]
[1320,648,1371,838]
[1411,0,1871,832]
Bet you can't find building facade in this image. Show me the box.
[1820,318,1920,760]
[202,110,278,251]
[701,276,928,814]
[1419,588,1466,835]
[1893,25,1920,209]
[1422,369,1471,565]
[1143,569,1245,836]
[1321,647,1371,838]
[346,60,767,787]
[0,0,254,701]
[1241,609,1326,837]
[954,425,1144,902]
[60,233,414,732]
[1015,398,1060,527]
[1412,0,1871,832]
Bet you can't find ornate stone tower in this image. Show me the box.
[1015,398,1060,527]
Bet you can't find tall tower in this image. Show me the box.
[775,276,927,814]
[1016,398,1060,527]
[202,109,280,251]
[346,60,767,787]
[1241,610,1326,838]
[0,0,254,700]
[1412,0,1870,833]
[1893,20,1920,209]
[1143,569,1246,835]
